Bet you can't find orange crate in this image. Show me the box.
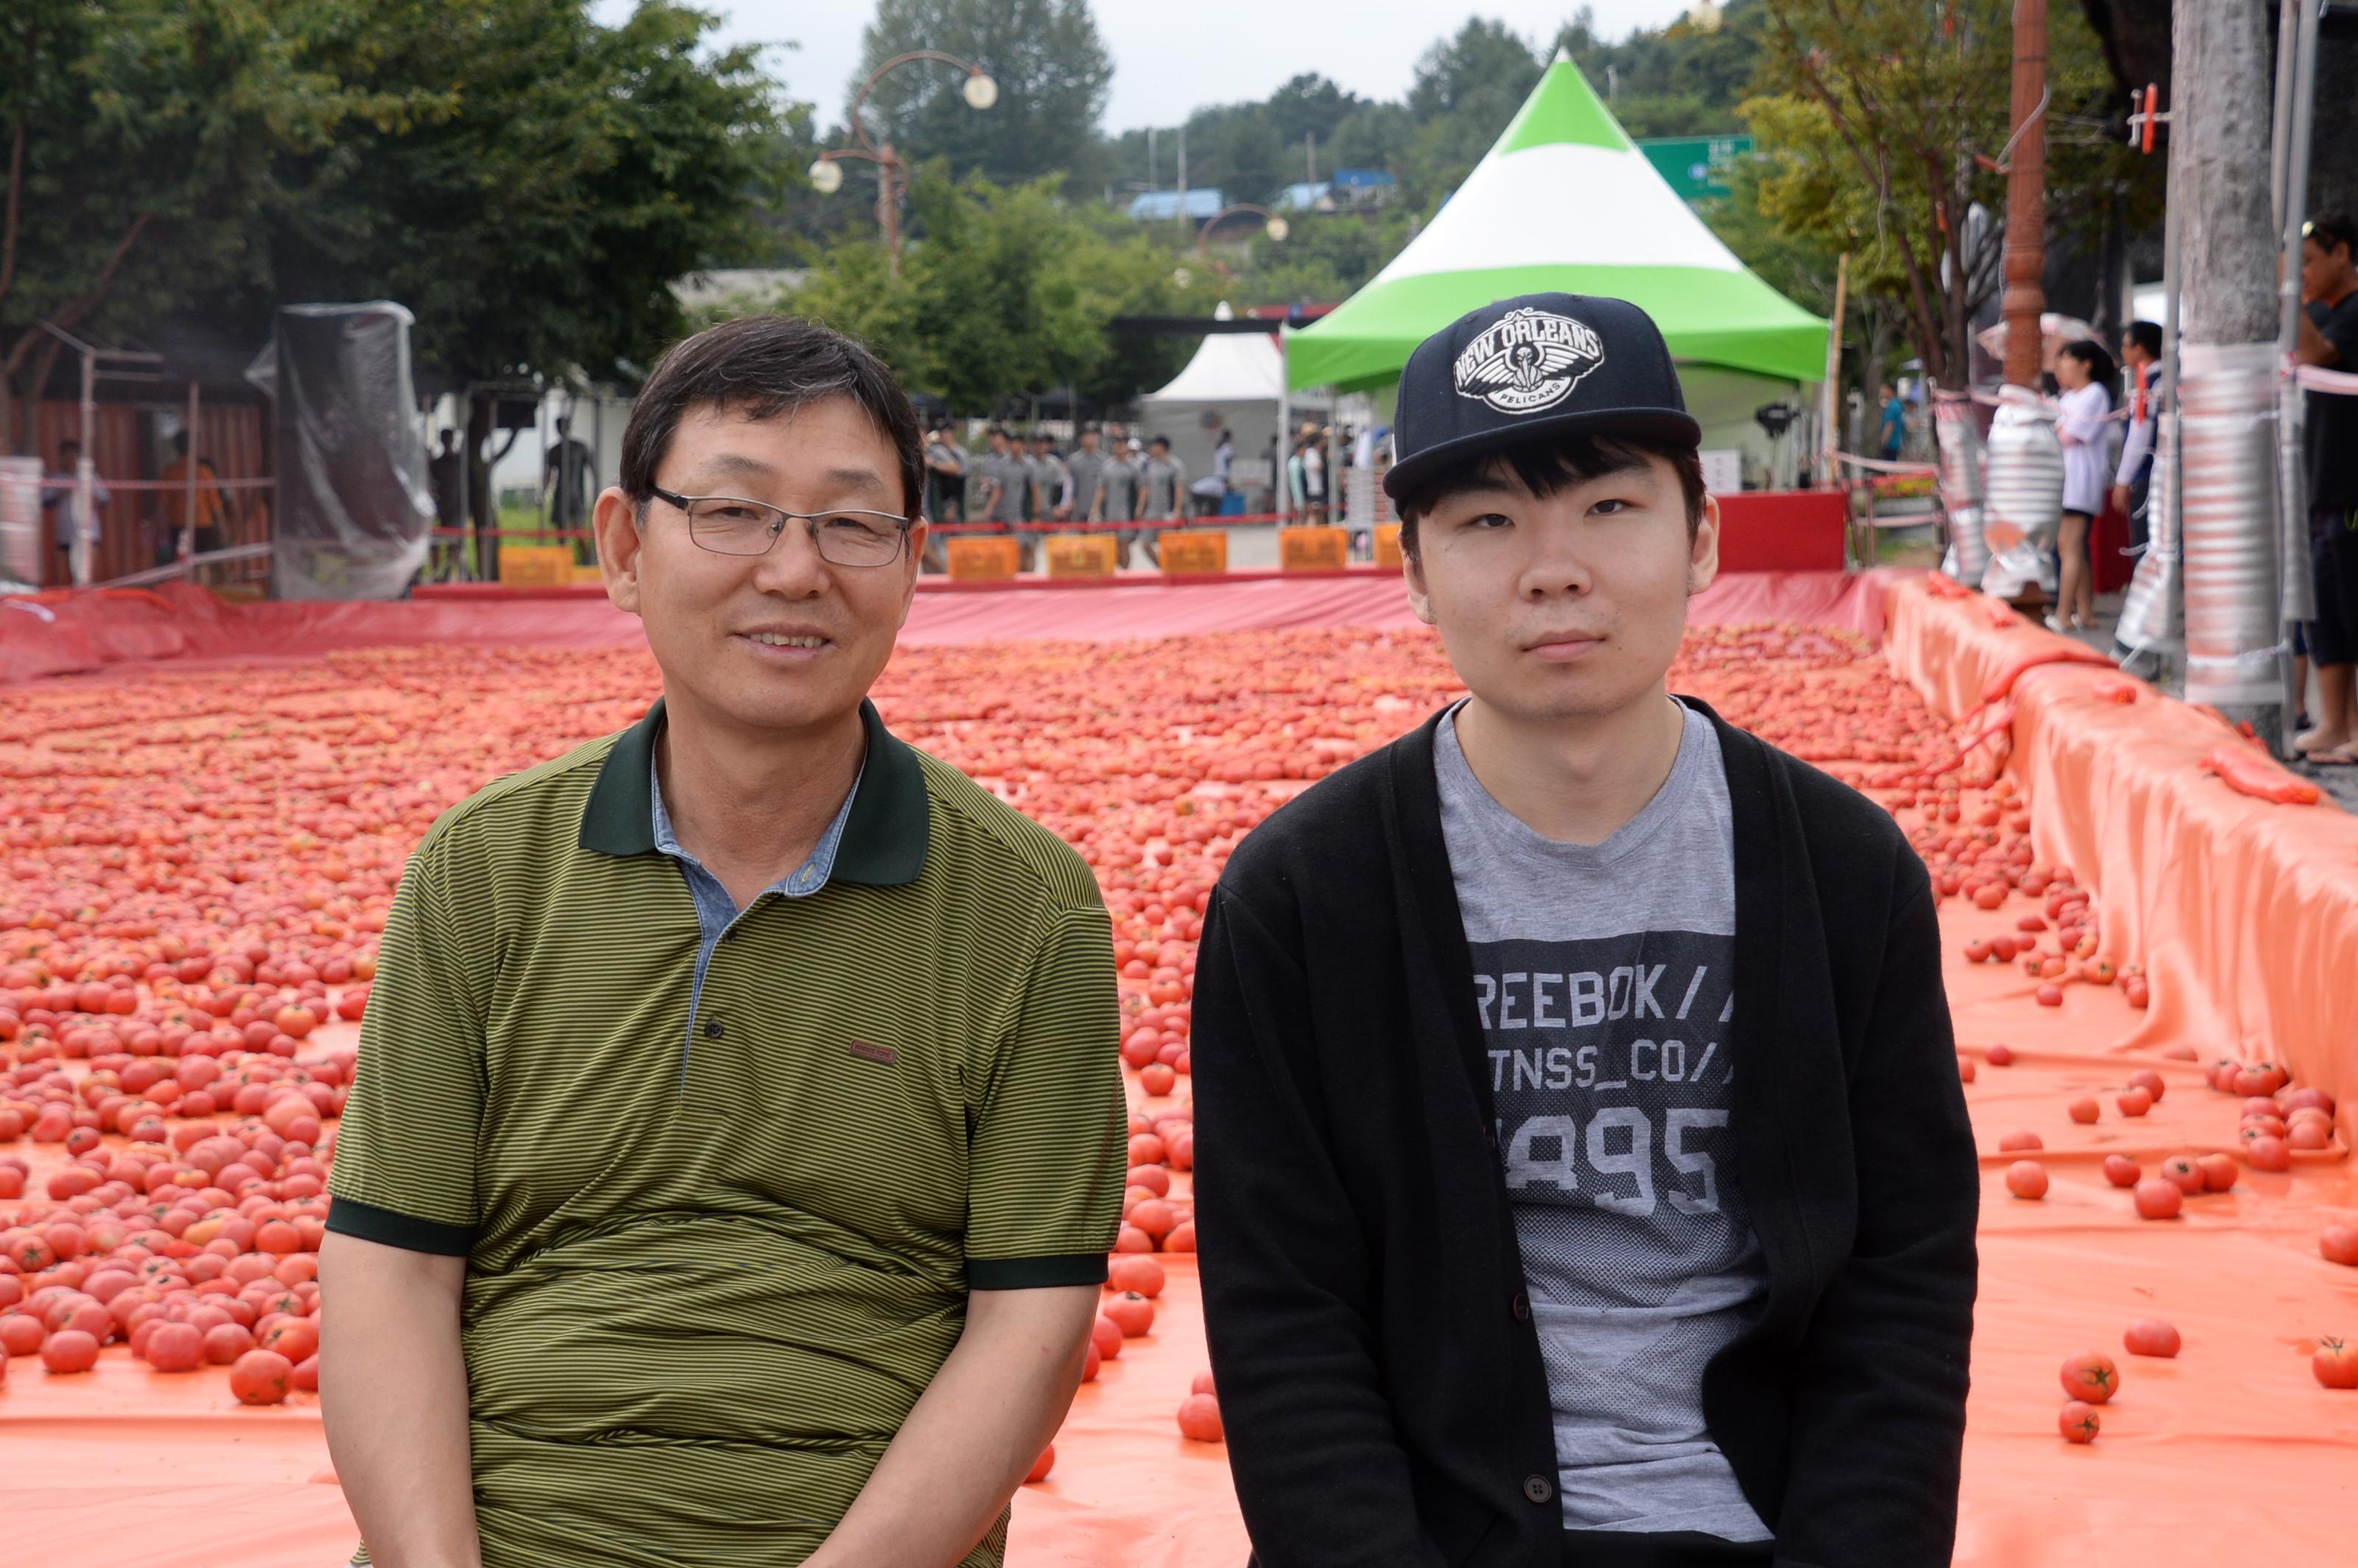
[1279,525,1349,572]
[1374,523,1404,569]
[1160,531,1228,575]
[947,536,1021,581]
[1046,533,1119,578]
[498,547,573,589]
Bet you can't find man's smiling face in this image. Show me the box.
[601,396,920,740]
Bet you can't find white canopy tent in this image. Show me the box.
[1139,303,1328,508]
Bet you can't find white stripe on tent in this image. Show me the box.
[1368,142,1747,287]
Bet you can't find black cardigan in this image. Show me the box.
[1191,701,1979,1568]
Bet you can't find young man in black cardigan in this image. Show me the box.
[1192,295,1979,1568]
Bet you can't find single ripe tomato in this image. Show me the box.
[1176,1391,1225,1443]
[2316,1338,2358,1390]
[1106,1255,1166,1299]
[228,1347,293,1405]
[2114,1088,2152,1118]
[2058,1400,2101,1443]
[201,1322,254,1365]
[2122,1320,2180,1359]
[1103,1291,1155,1338]
[2133,1177,2183,1219]
[2068,1097,2100,1124]
[1192,1370,1216,1395]
[1026,1444,1055,1483]
[1090,1315,1124,1362]
[2101,1155,2142,1189]
[2060,1351,2120,1404]
[2322,1225,2358,1267]
[1080,1340,1102,1382]
[1998,1130,2043,1152]
[2004,1161,2049,1200]
[2194,1153,2238,1193]
[2246,1135,2292,1172]
[2126,1068,2166,1102]
[144,1320,204,1373]
[1986,1044,2016,1067]
[40,1328,99,1373]
[2158,1155,2205,1195]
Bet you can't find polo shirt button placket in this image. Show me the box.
[703,1018,724,1040]
[1522,1474,1555,1505]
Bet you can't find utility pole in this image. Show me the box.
[2000,0,2048,391]
[1980,0,2065,606]
[2172,0,2285,741]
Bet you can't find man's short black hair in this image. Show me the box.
[620,315,922,518]
[1391,430,1707,559]
[2124,320,2162,359]
[1149,435,1170,449]
[2310,214,2357,259]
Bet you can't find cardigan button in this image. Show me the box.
[1510,1291,1531,1323]
[1522,1474,1556,1505]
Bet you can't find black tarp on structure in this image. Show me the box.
[246,303,432,600]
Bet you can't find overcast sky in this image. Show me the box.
[596,2,1698,134]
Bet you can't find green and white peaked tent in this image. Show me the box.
[1286,52,1827,467]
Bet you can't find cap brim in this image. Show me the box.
[1383,407,1704,500]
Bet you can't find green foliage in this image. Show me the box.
[269,0,782,388]
[1743,0,2144,386]
[0,0,396,441]
[851,0,1112,192]
[1554,1,1768,138]
[785,165,1217,412]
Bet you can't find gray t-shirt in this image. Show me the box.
[1065,449,1109,519]
[1437,701,1772,1543]
[1099,458,1141,523]
[984,452,1026,524]
[1143,455,1185,519]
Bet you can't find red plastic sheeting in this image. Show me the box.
[2,571,1903,685]
[1885,578,2358,1120]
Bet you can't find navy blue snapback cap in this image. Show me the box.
[1383,293,1701,500]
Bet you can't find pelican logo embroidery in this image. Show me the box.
[847,1040,898,1066]
[1454,307,1605,415]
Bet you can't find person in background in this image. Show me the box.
[1139,435,1184,568]
[1102,436,1144,566]
[1192,427,1236,518]
[979,426,1029,570]
[1060,424,1108,528]
[2108,322,2161,556]
[1026,432,1068,553]
[2296,214,2358,762]
[156,430,231,569]
[430,430,467,533]
[1193,293,1976,1568]
[920,423,964,573]
[1301,422,1329,525]
[1878,383,1906,462]
[40,439,111,583]
[544,416,594,535]
[2050,340,2116,634]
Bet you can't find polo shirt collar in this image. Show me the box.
[578,696,930,885]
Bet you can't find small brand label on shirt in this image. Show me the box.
[847,1040,898,1066]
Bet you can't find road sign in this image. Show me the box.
[1637,135,1753,203]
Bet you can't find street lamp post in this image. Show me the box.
[810,52,996,279]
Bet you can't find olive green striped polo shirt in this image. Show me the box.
[326,698,1127,1567]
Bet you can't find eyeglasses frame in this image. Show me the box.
[643,484,915,566]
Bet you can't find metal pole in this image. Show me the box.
[183,380,200,568]
[1178,123,1189,220]
[74,347,94,587]
[1276,327,1292,524]
[2275,0,2321,653]
[882,146,902,280]
[2001,0,2050,389]
[1822,251,1848,496]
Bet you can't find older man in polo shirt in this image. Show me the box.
[319,315,1127,1568]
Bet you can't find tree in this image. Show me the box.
[1397,20,1544,213]
[1746,0,2133,388]
[850,0,1111,191]
[253,1,780,524]
[787,164,1215,413]
[0,0,383,452]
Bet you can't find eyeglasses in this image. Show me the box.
[647,486,911,567]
